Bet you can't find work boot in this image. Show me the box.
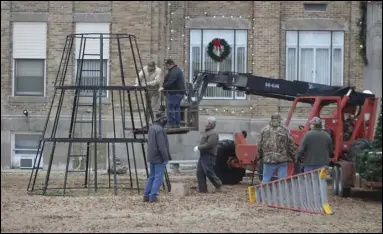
[198,186,208,193]
[214,186,222,193]
[143,196,149,202]
[149,197,159,203]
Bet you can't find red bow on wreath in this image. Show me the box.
[213,39,221,51]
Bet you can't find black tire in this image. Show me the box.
[331,166,339,195]
[214,140,246,185]
[337,166,352,197]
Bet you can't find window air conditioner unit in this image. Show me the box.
[19,156,34,169]
[19,155,42,169]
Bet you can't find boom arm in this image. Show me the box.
[190,71,375,105]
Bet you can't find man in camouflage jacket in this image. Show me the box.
[258,113,297,183]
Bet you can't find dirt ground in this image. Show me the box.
[1,172,382,233]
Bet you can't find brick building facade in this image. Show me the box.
[1,1,365,170]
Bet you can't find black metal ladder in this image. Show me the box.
[62,51,103,195]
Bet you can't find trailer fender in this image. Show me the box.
[334,161,356,188]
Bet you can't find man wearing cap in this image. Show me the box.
[160,59,186,128]
[297,117,333,172]
[258,113,297,183]
[143,111,171,202]
[193,116,222,193]
[135,61,164,119]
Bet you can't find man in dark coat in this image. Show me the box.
[143,111,172,202]
[160,59,186,128]
[297,117,333,172]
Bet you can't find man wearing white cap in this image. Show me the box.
[297,117,333,172]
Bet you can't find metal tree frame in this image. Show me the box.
[26,33,171,196]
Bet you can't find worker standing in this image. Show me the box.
[143,111,171,202]
[194,117,222,193]
[159,59,186,128]
[135,61,164,121]
[258,113,297,183]
[297,117,333,172]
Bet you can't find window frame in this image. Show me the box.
[189,29,248,100]
[13,58,46,97]
[303,3,328,12]
[11,132,43,169]
[12,22,47,97]
[285,30,344,86]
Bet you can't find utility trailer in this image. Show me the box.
[175,71,380,196]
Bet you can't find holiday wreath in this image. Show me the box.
[207,38,231,62]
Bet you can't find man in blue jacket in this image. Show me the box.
[160,59,186,128]
[143,111,172,202]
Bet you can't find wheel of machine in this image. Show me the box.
[214,140,246,185]
[337,166,352,197]
[331,166,339,195]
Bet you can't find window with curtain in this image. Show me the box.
[189,29,248,100]
[285,31,344,86]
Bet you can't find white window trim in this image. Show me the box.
[285,30,344,86]
[234,44,247,100]
[189,29,248,100]
[11,132,43,169]
[12,59,47,97]
[189,44,201,82]
[332,46,344,86]
[285,46,298,81]
[73,59,110,98]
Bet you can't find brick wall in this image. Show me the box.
[0,1,365,118]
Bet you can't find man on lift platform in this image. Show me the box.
[135,61,164,121]
[160,59,186,129]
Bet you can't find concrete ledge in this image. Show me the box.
[11,12,49,22]
[186,16,251,29]
[73,13,112,23]
[282,18,348,31]
[8,96,49,104]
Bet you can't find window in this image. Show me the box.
[14,59,45,96]
[76,59,108,97]
[12,133,42,169]
[75,23,110,97]
[285,31,344,86]
[190,29,248,99]
[12,22,47,96]
[304,3,328,12]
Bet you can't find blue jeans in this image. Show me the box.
[262,162,288,183]
[304,165,325,173]
[167,93,183,126]
[144,162,166,201]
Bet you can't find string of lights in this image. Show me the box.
[250,2,255,73]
